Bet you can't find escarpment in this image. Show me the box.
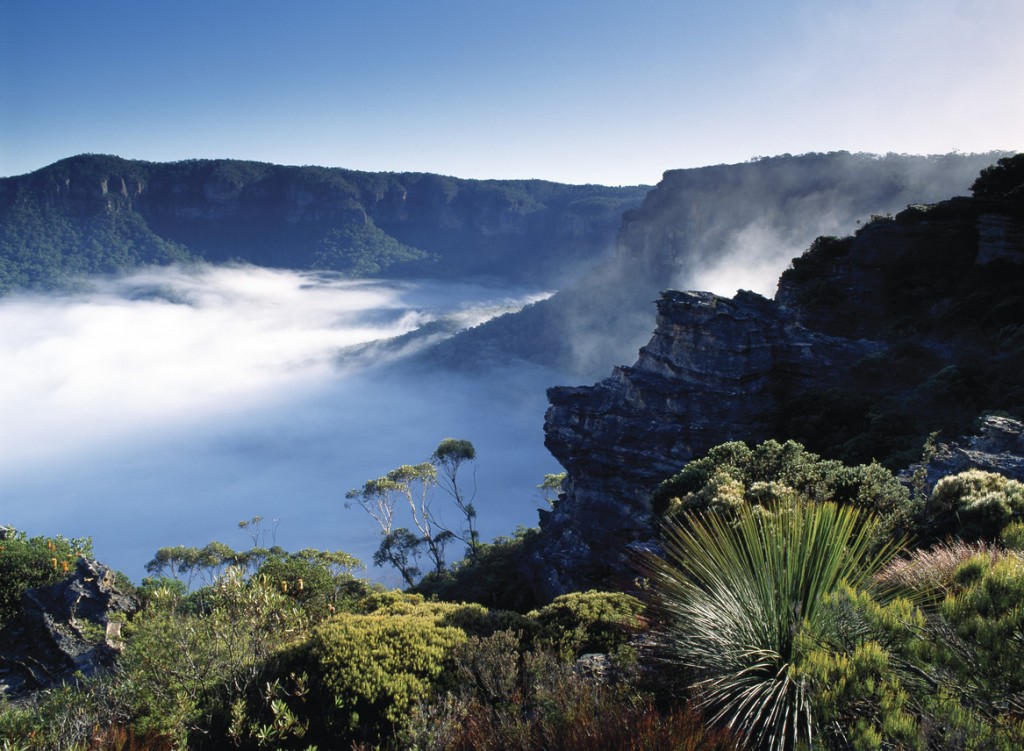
[533,155,1024,599]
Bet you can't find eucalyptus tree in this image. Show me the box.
[430,438,480,557]
[347,460,453,579]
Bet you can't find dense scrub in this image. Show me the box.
[4,435,1024,749]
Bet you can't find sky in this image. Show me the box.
[1,0,1021,186]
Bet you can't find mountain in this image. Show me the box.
[428,151,1009,379]
[530,154,1024,598]
[0,155,648,294]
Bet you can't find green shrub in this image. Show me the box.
[529,590,645,657]
[303,610,467,741]
[939,554,1024,714]
[118,569,306,745]
[0,529,92,626]
[256,549,368,619]
[413,527,541,612]
[653,439,914,543]
[927,469,1024,540]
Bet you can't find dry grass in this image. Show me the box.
[874,539,1020,597]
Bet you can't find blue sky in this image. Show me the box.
[1,0,1021,185]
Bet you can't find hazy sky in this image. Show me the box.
[2,0,1020,185]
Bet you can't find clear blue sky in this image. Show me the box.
[1,0,1021,185]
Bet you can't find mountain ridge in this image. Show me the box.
[0,154,648,294]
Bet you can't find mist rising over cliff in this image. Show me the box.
[432,152,1008,379]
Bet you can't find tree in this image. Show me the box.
[538,472,566,507]
[372,528,422,588]
[347,442,479,583]
[430,438,480,557]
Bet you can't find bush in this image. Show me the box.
[117,569,306,745]
[0,529,92,626]
[529,590,645,657]
[400,633,741,751]
[653,439,914,543]
[256,549,368,619]
[413,527,541,612]
[927,469,1024,540]
[301,609,467,742]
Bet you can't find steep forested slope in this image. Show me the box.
[0,155,647,293]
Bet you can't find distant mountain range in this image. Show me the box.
[0,154,648,294]
[1,151,1011,382]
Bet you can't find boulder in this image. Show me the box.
[0,558,139,698]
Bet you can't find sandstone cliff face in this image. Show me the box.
[533,158,1024,599]
[536,291,879,595]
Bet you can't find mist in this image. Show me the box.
[0,265,564,585]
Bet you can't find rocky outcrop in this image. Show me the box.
[533,155,1024,599]
[901,415,1024,493]
[0,559,139,698]
[535,291,880,596]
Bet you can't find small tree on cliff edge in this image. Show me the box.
[431,438,480,558]
[347,440,479,583]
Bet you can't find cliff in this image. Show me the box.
[533,155,1024,598]
[428,151,1007,378]
[0,155,647,293]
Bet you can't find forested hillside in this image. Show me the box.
[0,155,647,294]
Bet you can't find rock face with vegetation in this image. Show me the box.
[0,558,138,698]
[430,151,1006,377]
[535,155,1024,597]
[0,154,648,293]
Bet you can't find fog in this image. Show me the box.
[0,265,564,585]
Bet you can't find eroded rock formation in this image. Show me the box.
[0,559,139,698]
[533,156,1024,599]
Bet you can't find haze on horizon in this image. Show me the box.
[1,0,1021,186]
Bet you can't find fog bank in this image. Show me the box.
[0,266,562,584]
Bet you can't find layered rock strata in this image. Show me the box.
[534,158,1024,599]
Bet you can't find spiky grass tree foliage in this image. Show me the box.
[641,502,901,750]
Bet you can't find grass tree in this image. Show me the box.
[640,501,901,750]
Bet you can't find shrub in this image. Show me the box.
[256,549,368,619]
[653,439,914,543]
[0,529,93,626]
[400,634,741,751]
[938,553,1024,717]
[413,527,541,612]
[639,502,900,750]
[529,590,645,657]
[874,539,1012,601]
[927,469,1024,540]
[117,569,306,745]
[302,609,467,742]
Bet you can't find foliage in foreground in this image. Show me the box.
[640,501,900,750]
[652,439,915,544]
[0,530,94,626]
[398,631,741,751]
